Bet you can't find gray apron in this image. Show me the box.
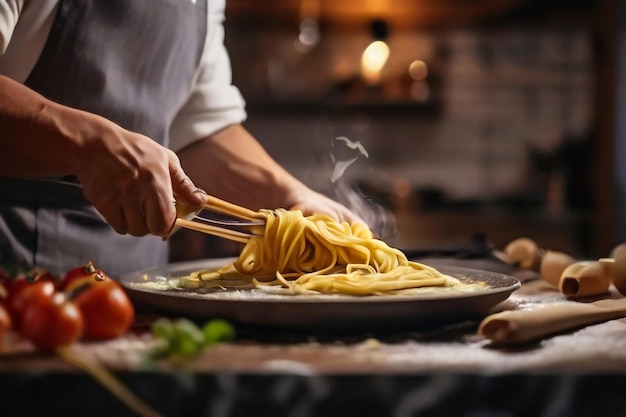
[0,0,207,278]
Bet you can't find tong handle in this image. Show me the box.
[167,195,265,242]
[175,198,202,221]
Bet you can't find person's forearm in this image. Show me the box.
[178,124,365,225]
[0,74,89,177]
[177,124,305,211]
[0,75,205,236]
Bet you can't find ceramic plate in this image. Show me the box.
[120,258,520,329]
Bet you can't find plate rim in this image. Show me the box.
[119,258,521,305]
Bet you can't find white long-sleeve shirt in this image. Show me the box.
[0,0,247,151]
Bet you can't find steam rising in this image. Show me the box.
[330,136,397,239]
[330,136,369,183]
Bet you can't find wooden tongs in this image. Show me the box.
[168,195,265,244]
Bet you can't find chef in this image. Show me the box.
[0,0,360,277]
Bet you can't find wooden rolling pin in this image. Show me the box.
[478,298,626,345]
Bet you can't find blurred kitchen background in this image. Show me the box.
[171,0,625,262]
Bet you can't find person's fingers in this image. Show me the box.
[76,127,190,237]
[292,202,337,222]
[145,191,176,237]
[292,195,367,226]
[335,204,366,225]
[94,200,129,235]
[169,153,206,207]
[96,189,175,237]
[124,202,149,237]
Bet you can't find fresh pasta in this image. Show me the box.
[181,209,480,296]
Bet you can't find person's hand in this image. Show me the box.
[76,117,206,238]
[285,185,365,226]
[285,183,397,239]
[0,75,204,237]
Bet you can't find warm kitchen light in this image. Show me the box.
[298,18,320,47]
[408,60,428,80]
[294,0,320,53]
[361,40,390,85]
[297,0,320,48]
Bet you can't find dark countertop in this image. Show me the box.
[2,258,626,417]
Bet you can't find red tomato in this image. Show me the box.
[61,261,105,291]
[0,278,9,310]
[0,304,11,349]
[20,292,83,350]
[28,268,58,286]
[71,277,134,340]
[8,280,56,326]
[4,274,29,301]
[2,269,58,312]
